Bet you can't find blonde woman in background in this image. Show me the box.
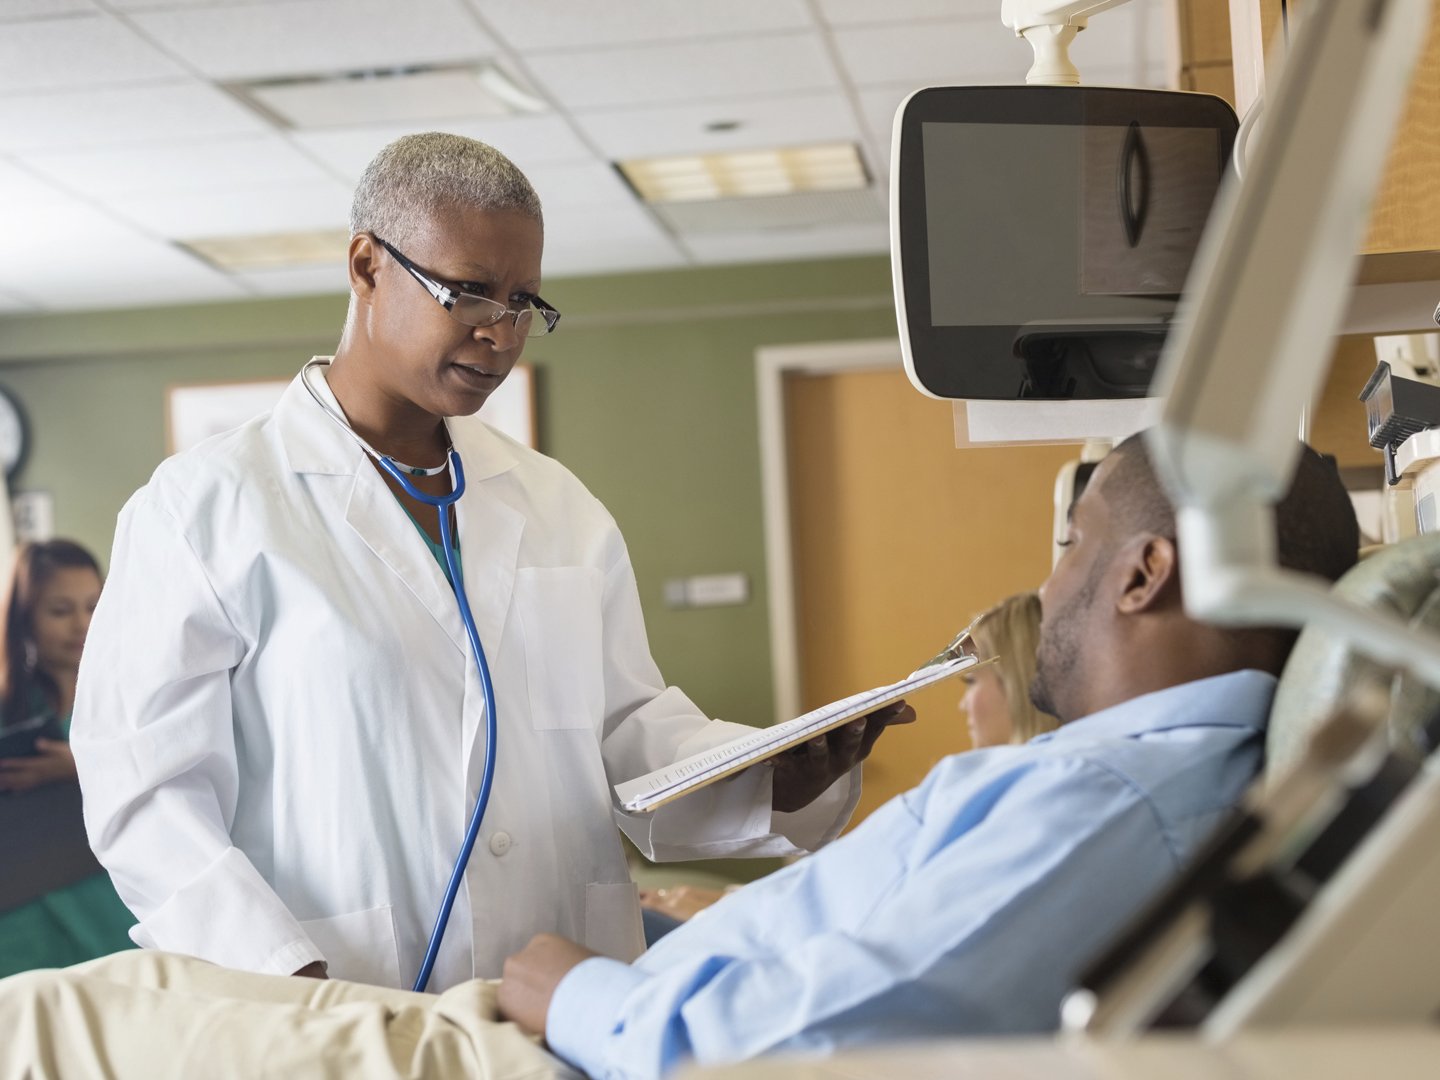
[642,592,1062,939]
[960,592,1060,748]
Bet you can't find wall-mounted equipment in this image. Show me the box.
[664,573,750,609]
[891,86,1236,405]
[0,385,29,483]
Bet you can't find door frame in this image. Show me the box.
[754,338,903,724]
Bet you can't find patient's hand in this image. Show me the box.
[499,934,598,1037]
[769,700,916,813]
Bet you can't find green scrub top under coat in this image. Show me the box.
[398,500,462,585]
[0,695,136,979]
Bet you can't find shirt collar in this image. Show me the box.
[276,357,518,483]
[1031,669,1277,746]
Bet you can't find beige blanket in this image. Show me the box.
[0,951,582,1080]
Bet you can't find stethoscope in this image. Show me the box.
[302,358,496,993]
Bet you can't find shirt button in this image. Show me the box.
[489,832,512,856]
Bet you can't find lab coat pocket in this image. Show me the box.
[584,881,646,962]
[298,904,402,988]
[515,566,605,731]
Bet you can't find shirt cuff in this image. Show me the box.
[546,955,650,1077]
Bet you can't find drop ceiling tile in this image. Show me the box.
[833,18,1029,86]
[684,221,890,265]
[0,0,95,21]
[21,134,338,198]
[858,85,914,166]
[128,0,496,81]
[106,0,313,8]
[0,286,39,314]
[292,115,594,183]
[470,0,810,50]
[1069,0,1174,87]
[6,195,149,252]
[573,92,861,160]
[0,12,187,92]
[24,270,250,311]
[524,32,838,111]
[0,157,72,204]
[541,197,672,246]
[1068,10,1139,72]
[232,263,351,298]
[525,160,636,210]
[818,0,995,24]
[0,209,248,307]
[103,177,354,237]
[542,235,686,278]
[539,198,685,274]
[0,80,272,151]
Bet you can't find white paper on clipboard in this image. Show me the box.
[614,655,980,814]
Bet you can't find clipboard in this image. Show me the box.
[614,654,989,813]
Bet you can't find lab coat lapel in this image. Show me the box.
[279,361,470,655]
[446,415,524,757]
[344,465,471,657]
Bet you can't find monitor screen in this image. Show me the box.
[894,87,1237,400]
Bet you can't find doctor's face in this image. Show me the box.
[361,203,544,419]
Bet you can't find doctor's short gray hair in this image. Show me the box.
[350,132,543,247]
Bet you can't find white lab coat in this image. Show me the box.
[71,367,859,991]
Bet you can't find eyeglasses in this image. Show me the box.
[373,235,560,337]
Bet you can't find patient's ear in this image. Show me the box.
[1115,535,1180,615]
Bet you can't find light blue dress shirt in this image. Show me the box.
[547,670,1276,1080]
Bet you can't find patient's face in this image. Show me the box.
[1031,456,1119,722]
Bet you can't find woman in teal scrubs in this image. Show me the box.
[0,540,134,976]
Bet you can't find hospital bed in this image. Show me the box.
[684,534,1440,1077]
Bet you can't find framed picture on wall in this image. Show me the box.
[467,361,537,450]
[166,364,538,456]
[167,378,289,455]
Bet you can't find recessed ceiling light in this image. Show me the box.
[178,229,352,272]
[704,120,743,133]
[228,62,546,131]
[618,143,869,204]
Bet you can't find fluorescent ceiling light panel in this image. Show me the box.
[651,188,885,234]
[179,229,352,272]
[233,62,545,130]
[619,142,869,204]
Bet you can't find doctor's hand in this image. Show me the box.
[499,933,598,1037]
[768,700,916,814]
[0,739,78,794]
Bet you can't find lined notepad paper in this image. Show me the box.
[614,655,980,813]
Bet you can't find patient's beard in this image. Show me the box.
[1030,567,1102,723]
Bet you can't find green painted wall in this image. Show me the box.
[0,255,895,728]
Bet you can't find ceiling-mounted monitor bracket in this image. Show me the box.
[1001,0,1135,84]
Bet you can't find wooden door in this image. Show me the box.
[785,368,1078,826]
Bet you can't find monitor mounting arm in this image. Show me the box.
[1148,0,1438,682]
[1001,0,1134,84]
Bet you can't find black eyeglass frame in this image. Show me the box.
[372,235,561,336]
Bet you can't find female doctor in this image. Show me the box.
[71,134,905,993]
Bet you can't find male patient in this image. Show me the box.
[0,436,1357,1080]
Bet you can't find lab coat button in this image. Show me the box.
[489,832,512,856]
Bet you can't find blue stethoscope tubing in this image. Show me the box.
[301,359,497,993]
[378,451,499,994]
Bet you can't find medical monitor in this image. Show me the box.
[892,86,1237,401]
